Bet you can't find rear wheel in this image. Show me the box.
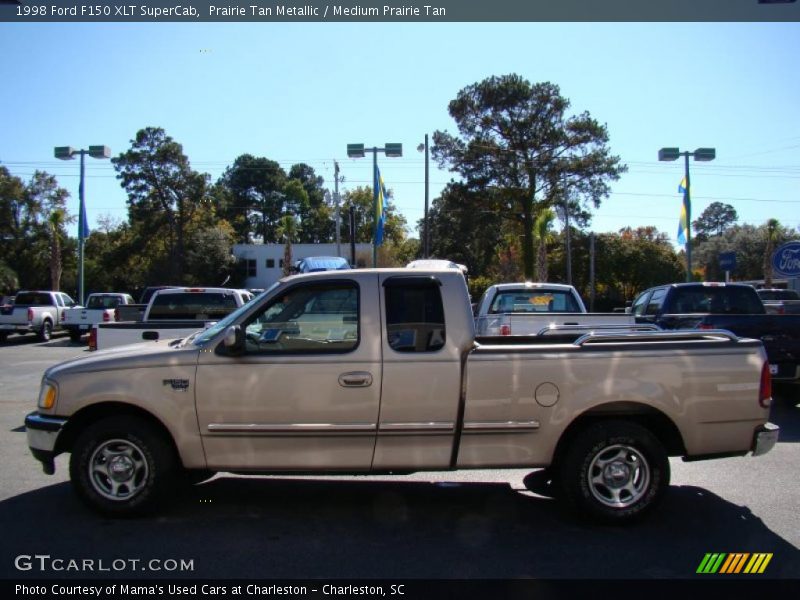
[69,416,178,516]
[558,420,669,523]
[37,320,52,342]
[0,332,7,343]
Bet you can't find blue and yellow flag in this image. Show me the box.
[678,176,688,195]
[677,201,687,246]
[374,164,388,246]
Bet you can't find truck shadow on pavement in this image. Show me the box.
[770,386,800,442]
[1,476,798,579]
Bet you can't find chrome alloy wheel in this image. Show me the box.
[587,444,651,508]
[88,439,150,501]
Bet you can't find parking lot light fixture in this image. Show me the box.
[658,146,716,282]
[54,145,110,304]
[346,143,402,266]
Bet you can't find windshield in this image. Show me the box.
[191,283,278,346]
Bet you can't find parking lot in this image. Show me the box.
[1,332,799,580]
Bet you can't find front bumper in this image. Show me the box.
[752,422,780,457]
[25,412,68,474]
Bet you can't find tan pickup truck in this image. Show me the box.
[25,269,778,523]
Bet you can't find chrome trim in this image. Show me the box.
[752,423,779,457]
[463,420,540,433]
[207,423,376,435]
[575,329,739,346]
[25,413,67,452]
[379,422,455,435]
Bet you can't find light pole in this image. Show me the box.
[417,135,430,258]
[658,146,715,282]
[346,142,402,267]
[54,145,110,304]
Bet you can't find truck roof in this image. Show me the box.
[488,282,578,292]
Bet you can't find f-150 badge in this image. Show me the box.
[163,379,190,392]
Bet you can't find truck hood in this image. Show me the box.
[44,339,200,380]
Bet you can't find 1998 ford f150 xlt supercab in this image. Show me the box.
[25,269,779,523]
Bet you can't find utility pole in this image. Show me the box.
[333,160,342,257]
[589,232,596,312]
[563,172,572,285]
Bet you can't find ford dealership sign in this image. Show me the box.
[772,241,800,278]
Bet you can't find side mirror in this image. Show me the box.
[222,325,245,355]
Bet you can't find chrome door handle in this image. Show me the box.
[338,372,373,387]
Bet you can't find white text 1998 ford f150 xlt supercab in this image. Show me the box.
[25,269,779,522]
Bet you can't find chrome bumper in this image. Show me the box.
[25,412,67,474]
[752,423,779,457]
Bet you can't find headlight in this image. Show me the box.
[37,381,57,410]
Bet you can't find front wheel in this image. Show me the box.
[558,420,670,523]
[69,416,178,516]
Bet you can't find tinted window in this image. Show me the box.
[645,288,666,315]
[148,292,239,320]
[244,283,359,354]
[87,295,126,309]
[673,287,764,314]
[759,289,799,301]
[631,291,651,316]
[14,293,53,306]
[490,290,582,313]
[385,280,446,353]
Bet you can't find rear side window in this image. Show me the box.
[645,289,666,315]
[384,279,446,353]
[87,295,126,309]
[490,290,582,313]
[148,293,239,320]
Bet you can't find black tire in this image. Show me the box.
[37,320,52,342]
[69,416,179,516]
[0,332,7,343]
[558,420,670,523]
[68,330,83,343]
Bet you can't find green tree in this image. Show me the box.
[217,154,287,244]
[423,182,504,276]
[47,209,67,291]
[112,127,210,283]
[277,215,298,277]
[693,202,738,241]
[432,74,626,279]
[693,222,800,282]
[533,209,556,281]
[288,163,334,243]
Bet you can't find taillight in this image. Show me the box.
[61,311,66,322]
[88,327,97,351]
[500,324,511,336]
[698,323,714,330]
[759,362,772,409]
[103,311,111,322]
[27,308,33,322]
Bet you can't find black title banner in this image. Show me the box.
[2,0,800,22]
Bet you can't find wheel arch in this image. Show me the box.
[551,401,686,468]
[56,402,183,466]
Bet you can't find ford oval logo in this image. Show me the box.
[772,241,800,277]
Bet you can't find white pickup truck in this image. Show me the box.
[474,282,635,336]
[25,269,778,523]
[91,287,253,351]
[62,293,135,343]
[0,290,76,342]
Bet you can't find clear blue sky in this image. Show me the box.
[1,22,799,248]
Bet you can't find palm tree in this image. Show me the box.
[48,209,65,291]
[277,215,298,277]
[533,209,556,282]
[763,219,780,288]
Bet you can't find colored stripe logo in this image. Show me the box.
[697,553,773,574]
